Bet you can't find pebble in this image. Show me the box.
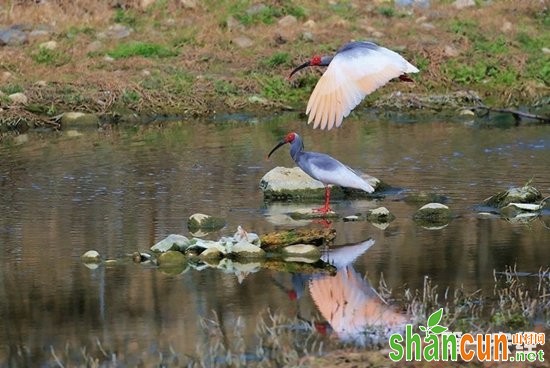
[304,20,316,29]
[39,40,57,50]
[453,0,475,9]
[1,71,12,81]
[86,40,103,53]
[420,22,435,30]
[278,15,298,28]
[301,31,314,42]
[232,36,253,48]
[444,45,460,57]
[500,21,513,33]
[180,0,198,9]
[105,24,132,39]
[8,93,28,105]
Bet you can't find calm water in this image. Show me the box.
[0,113,549,365]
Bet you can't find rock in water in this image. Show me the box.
[81,250,101,263]
[282,244,321,260]
[260,166,381,200]
[61,112,99,127]
[413,203,452,226]
[151,234,190,252]
[483,185,542,208]
[187,213,226,232]
[366,207,395,223]
[158,250,186,266]
[260,228,336,251]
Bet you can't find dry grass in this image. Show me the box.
[0,0,548,133]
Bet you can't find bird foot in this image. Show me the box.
[312,206,333,215]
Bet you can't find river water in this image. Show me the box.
[0,113,549,366]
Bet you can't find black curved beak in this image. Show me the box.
[267,139,287,159]
[289,61,311,79]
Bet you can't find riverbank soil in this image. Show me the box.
[0,0,548,133]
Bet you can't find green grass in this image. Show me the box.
[113,8,138,27]
[170,28,198,48]
[263,52,291,68]
[475,35,509,54]
[122,89,141,104]
[214,79,239,95]
[60,86,86,106]
[449,19,480,39]
[443,16,549,92]
[64,25,95,39]
[1,84,23,95]
[329,0,357,21]
[377,6,395,18]
[256,74,309,104]
[108,41,178,59]
[31,48,71,66]
[227,0,306,27]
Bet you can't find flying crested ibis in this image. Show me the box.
[289,41,419,130]
[267,132,374,214]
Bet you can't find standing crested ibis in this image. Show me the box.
[267,132,374,214]
[289,41,419,130]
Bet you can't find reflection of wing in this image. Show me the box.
[322,239,375,269]
[309,266,407,345]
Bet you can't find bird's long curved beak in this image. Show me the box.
[289,61,311,79]
[267,139,287,159]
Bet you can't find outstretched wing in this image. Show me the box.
[306,42,419,130]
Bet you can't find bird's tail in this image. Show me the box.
[346,166,375,193]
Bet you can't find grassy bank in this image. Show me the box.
[0,0,548,133]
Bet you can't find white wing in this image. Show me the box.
[306,45,419,130]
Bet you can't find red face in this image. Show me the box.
[284,132,296,143]
[310,55,322,66]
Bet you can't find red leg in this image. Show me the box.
[313,186,333,214]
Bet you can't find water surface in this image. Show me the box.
[0,114,549,365]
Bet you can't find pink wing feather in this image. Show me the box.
[306,46,419,130]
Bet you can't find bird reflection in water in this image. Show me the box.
[309,239,409,346]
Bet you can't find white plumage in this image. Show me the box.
[291,41,419,130]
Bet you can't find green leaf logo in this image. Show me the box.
[421,308,448,336]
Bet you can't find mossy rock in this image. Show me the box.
[151,234,191,253]
[366,207,395,223]
[187,213,226,232]
[281,244,321,261]
[61,112,100,127]
[262,259,337,275]
[483,185,542,209]
[288,209,340,220]
[157,250,186,266]
[81,250,101,263]
[413,203,452,227]
[198,247,223,260]
[260,166,385,201]
[230,242,266,259]
[260,228,336,251]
